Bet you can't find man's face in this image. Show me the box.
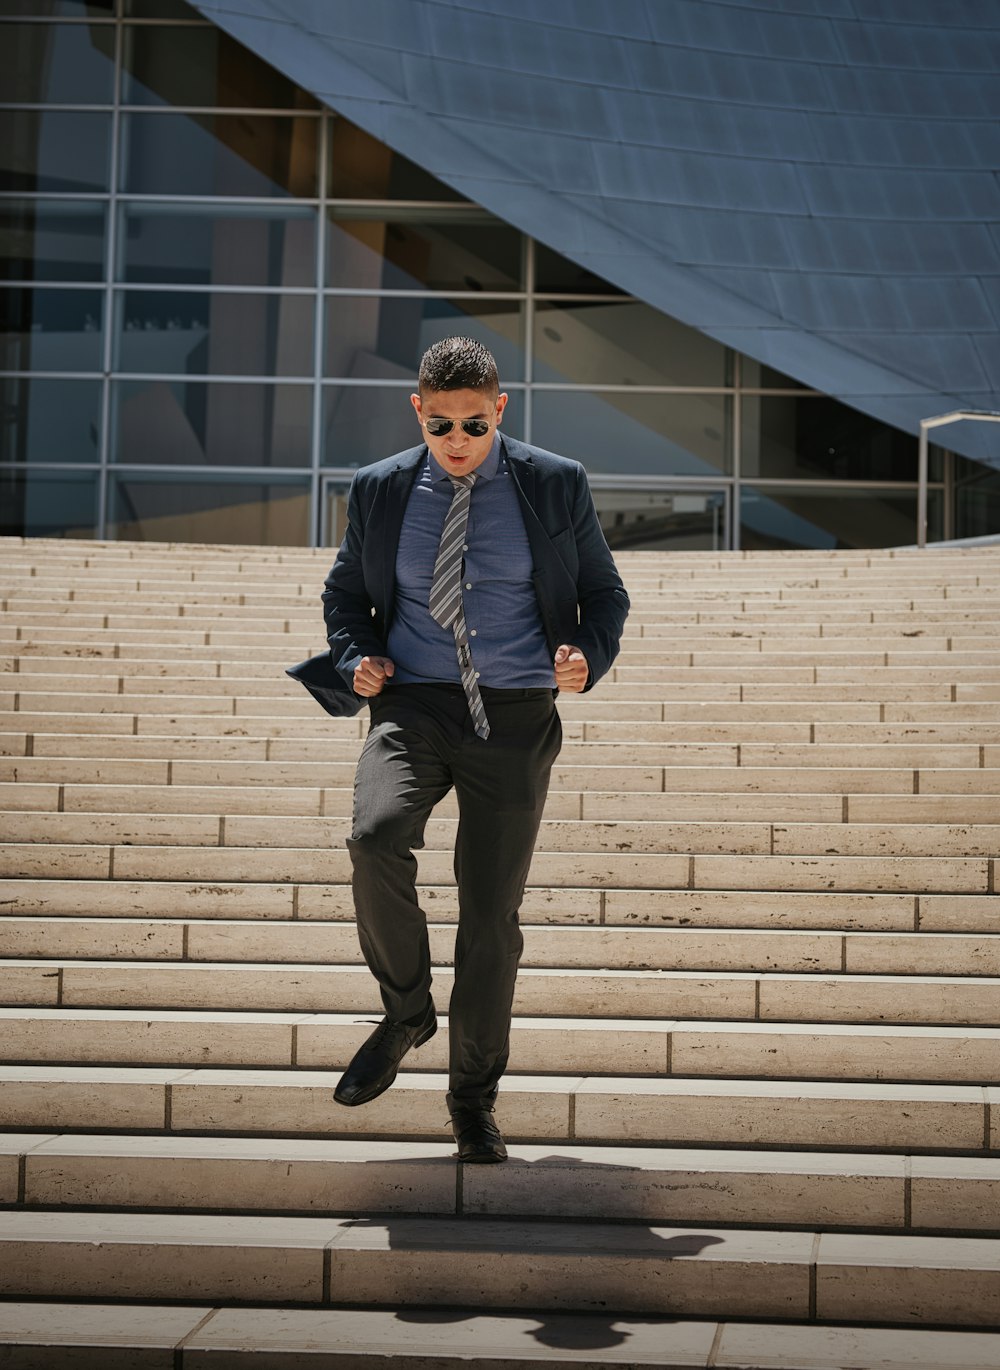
[410,387,508,478]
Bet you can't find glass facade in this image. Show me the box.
[0,1,980,550]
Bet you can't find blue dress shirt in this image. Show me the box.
[387,438,556,687]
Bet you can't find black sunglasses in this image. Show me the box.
[422,417,492,438]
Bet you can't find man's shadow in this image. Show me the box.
[347,1151,725,1352]
[395,1304,677,1351]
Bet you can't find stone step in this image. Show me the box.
[10,693,1000,749]
[6,653,999,698]
[10,633,1000,667]
[12,639,1000,677]
[2,958,998,1024]
[10,616,998,652]
[8,879,993,933]
[6,781,1000,824]
[5,752,999,795]
[12,675,999,719]
[4,811,997,858]
[11,603,993,635]
[1,1007,998,1083]
[3,1305,1000,1370]
[3,841,994,893]
[0,1065,994,1151]
[2,918,997,976]
[587,792,1000,821]
[5,684,1000,729]
[4,731,999,769]
[5,1132,1000,1233]
[5,591,994,611]
[2,1208,1000,1324]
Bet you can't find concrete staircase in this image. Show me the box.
[0,536,998,1368]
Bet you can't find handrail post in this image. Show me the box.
[917,421,929,549]
[915,410,1000,548]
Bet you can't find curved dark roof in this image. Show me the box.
[192,0,1000,465]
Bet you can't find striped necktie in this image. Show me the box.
[428,474,490,740]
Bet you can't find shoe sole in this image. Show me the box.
[332,1018,437,1108]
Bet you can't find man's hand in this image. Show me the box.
[354,655,395,697]
[554,644,588,693]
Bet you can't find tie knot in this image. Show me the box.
[449,474,476,492]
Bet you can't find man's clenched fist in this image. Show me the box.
[354,655,395,697]
[554,644,588,693]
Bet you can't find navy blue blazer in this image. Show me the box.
[287,435,630,716]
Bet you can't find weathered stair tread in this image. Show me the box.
[1,1211,999,1324]
[4,957,999,1024]
[4,781,1000,823]
[3,1306,1000,1370]
[0,1066,993,1151]
[5,1132,1000,1232]
[1,916,998,977]
[2,1007,998,1083]
[4,879,996,933]
[4,809,999,859]
[2,843,992,894]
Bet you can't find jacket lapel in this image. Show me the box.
[503,437,551,566]
[379,448,425,620]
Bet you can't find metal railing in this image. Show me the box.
[918,410,1000,547]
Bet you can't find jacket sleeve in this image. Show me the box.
[320,474,388,689]
[567,463,630,691]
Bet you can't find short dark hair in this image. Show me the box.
[418,336,499,398]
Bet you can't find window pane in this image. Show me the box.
[326,208,521,292]
[1,200,106,282]
[120,112,319,197]
[740,486,943,551]
[0,21,115,103]
[535,243,626,296]
[122,23,317,109]
[0,469,97,537]
[741,396,921,481]
[328,119,466,201]
[592,487,728,553]
[534,301,730,388]
[113,380,311,467]
[324,297,523,381]
[1,376,102,463]
[321,385,525,469]
[954,464,1000,540]
[109,472,310,544]
[1,287,103,371]
[0,111,111,193]
[532,390,731,477]
[119,204,315,287]
[116,290,314,376]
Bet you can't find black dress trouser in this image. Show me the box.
[346,682,563,1108]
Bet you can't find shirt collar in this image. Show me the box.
[428,434,502,485]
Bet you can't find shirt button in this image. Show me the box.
[465,582,472,589]
[474,672,480,679]
[462,544,468,551]
[470,629,477,636]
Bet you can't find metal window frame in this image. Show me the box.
[918,411,1000,547]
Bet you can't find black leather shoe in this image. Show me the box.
[333,1005,436,1107]
[450,1105,508,1163]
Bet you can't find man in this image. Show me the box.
[290,336,629,1163]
